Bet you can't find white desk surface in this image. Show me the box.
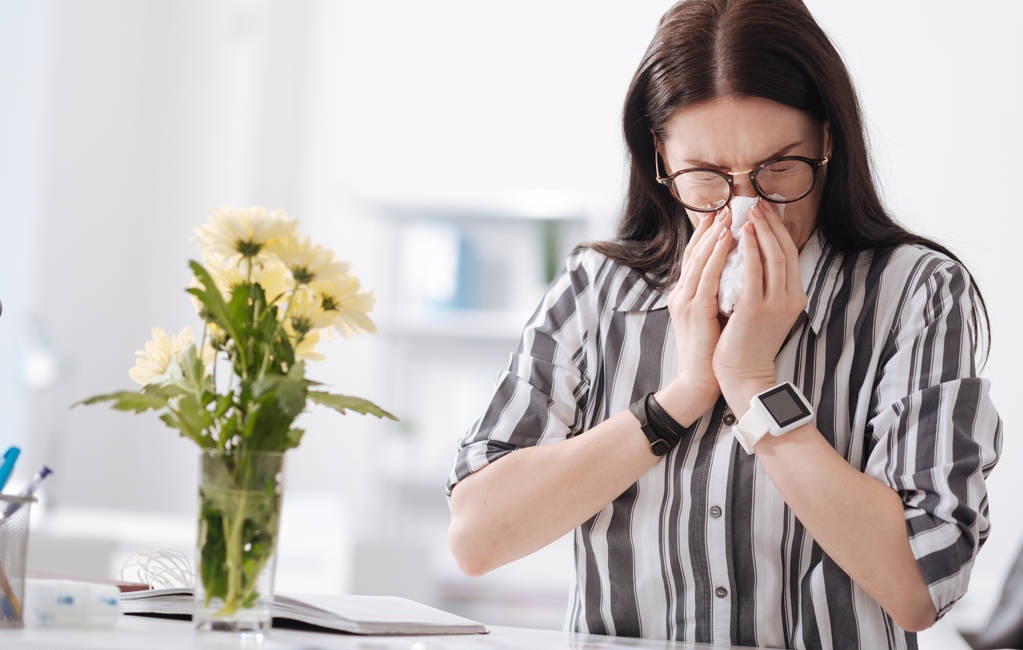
[0,612,974,649]
[0,614,750,649]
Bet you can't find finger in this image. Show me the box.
[755,201,801,292]
[678,209,731,297]
[680,212,713,269]
[682,206,727,268]
[694,226,733,303]
[749,203,789,295]
[737,221,763,305]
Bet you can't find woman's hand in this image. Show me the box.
[657,208,734,424]
[713,201,807,412]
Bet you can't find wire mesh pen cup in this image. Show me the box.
[0,494,35,627]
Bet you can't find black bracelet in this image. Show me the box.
[629,392,687,456]
[645,393,689,442]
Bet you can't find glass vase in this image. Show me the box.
[194,449,284,635]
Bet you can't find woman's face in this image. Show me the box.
[658,95,829,251]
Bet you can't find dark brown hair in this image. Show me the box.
[593,0,990,360]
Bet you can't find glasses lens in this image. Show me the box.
[674,171,730,212]
[754,159,816,202]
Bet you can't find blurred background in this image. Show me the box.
[0,0,1020,642]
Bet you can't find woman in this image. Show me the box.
[446,1,1002,648]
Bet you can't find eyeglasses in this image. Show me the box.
[654,152,829,213]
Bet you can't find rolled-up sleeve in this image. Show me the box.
[864,258,1002,618]
[446,250,594,496]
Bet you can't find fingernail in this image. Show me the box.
[718,228,729,240]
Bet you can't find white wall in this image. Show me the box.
[0,0,1019,629]
[0,0,54,471]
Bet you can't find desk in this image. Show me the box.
[0,613,975,649]
[1,615,748,649]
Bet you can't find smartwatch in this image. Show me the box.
[732,382,814,454]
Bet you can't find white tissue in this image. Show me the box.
[717,196,785,315]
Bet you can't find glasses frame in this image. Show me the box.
[654,152,829,213]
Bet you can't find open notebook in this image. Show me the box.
[120,588,488,636]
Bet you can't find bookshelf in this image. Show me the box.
[358,195,591,626]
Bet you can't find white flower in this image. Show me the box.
[283,287,333,332]
[270,235,349,287]
[201,253,245,299]
[199,253,292,307]
[288,326,324,361]
[315,274,376,338]
[129,326,195,386]
[194,206,297,269]
[254,259,293,305]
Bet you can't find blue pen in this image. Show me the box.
[0,447,19,493]
[0,465,52,520]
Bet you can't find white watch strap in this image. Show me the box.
[732,406,772,454]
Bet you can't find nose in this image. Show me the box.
[731,172,757,199]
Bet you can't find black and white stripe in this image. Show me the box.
[448,231,1002,650]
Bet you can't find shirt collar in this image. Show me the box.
[614,229,841,335]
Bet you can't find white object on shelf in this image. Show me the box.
[24,579,120,629]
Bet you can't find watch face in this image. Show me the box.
[760,384,811,427]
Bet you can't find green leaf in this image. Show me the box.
[218,413,241,451]
[178,343,213,396]
[308,391,398,420]
[144,382,190,401]
[244,374,308,450]
[187,262,234,333]
[74,390,170,413]
[211,394,233,419]
[285,428,305,449]
[159,411,179,430]
[198,495,229,603]
[174,395,213,441]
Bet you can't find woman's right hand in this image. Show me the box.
[656,208,734,424]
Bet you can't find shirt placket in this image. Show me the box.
[705,411,737,644]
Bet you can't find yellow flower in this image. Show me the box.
[315,274,377,339]
[194,206,297,269]
[129,326,195,386]
[270,235,348,287]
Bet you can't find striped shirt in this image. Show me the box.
[447,230,1002,649]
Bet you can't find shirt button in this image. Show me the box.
[715,586,728,598]
[722,413,736,426]
[709,505,722,518]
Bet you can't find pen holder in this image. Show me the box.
[0,494,34,628]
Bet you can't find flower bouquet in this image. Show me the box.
[79,206,395,632]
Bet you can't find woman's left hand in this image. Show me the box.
[713,200,808,412]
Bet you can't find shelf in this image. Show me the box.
[378,309,529,341]
[361,192,590,224]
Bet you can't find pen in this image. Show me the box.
[0,565,22,621]
[0,465,52,521]
[0,447,19,493]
